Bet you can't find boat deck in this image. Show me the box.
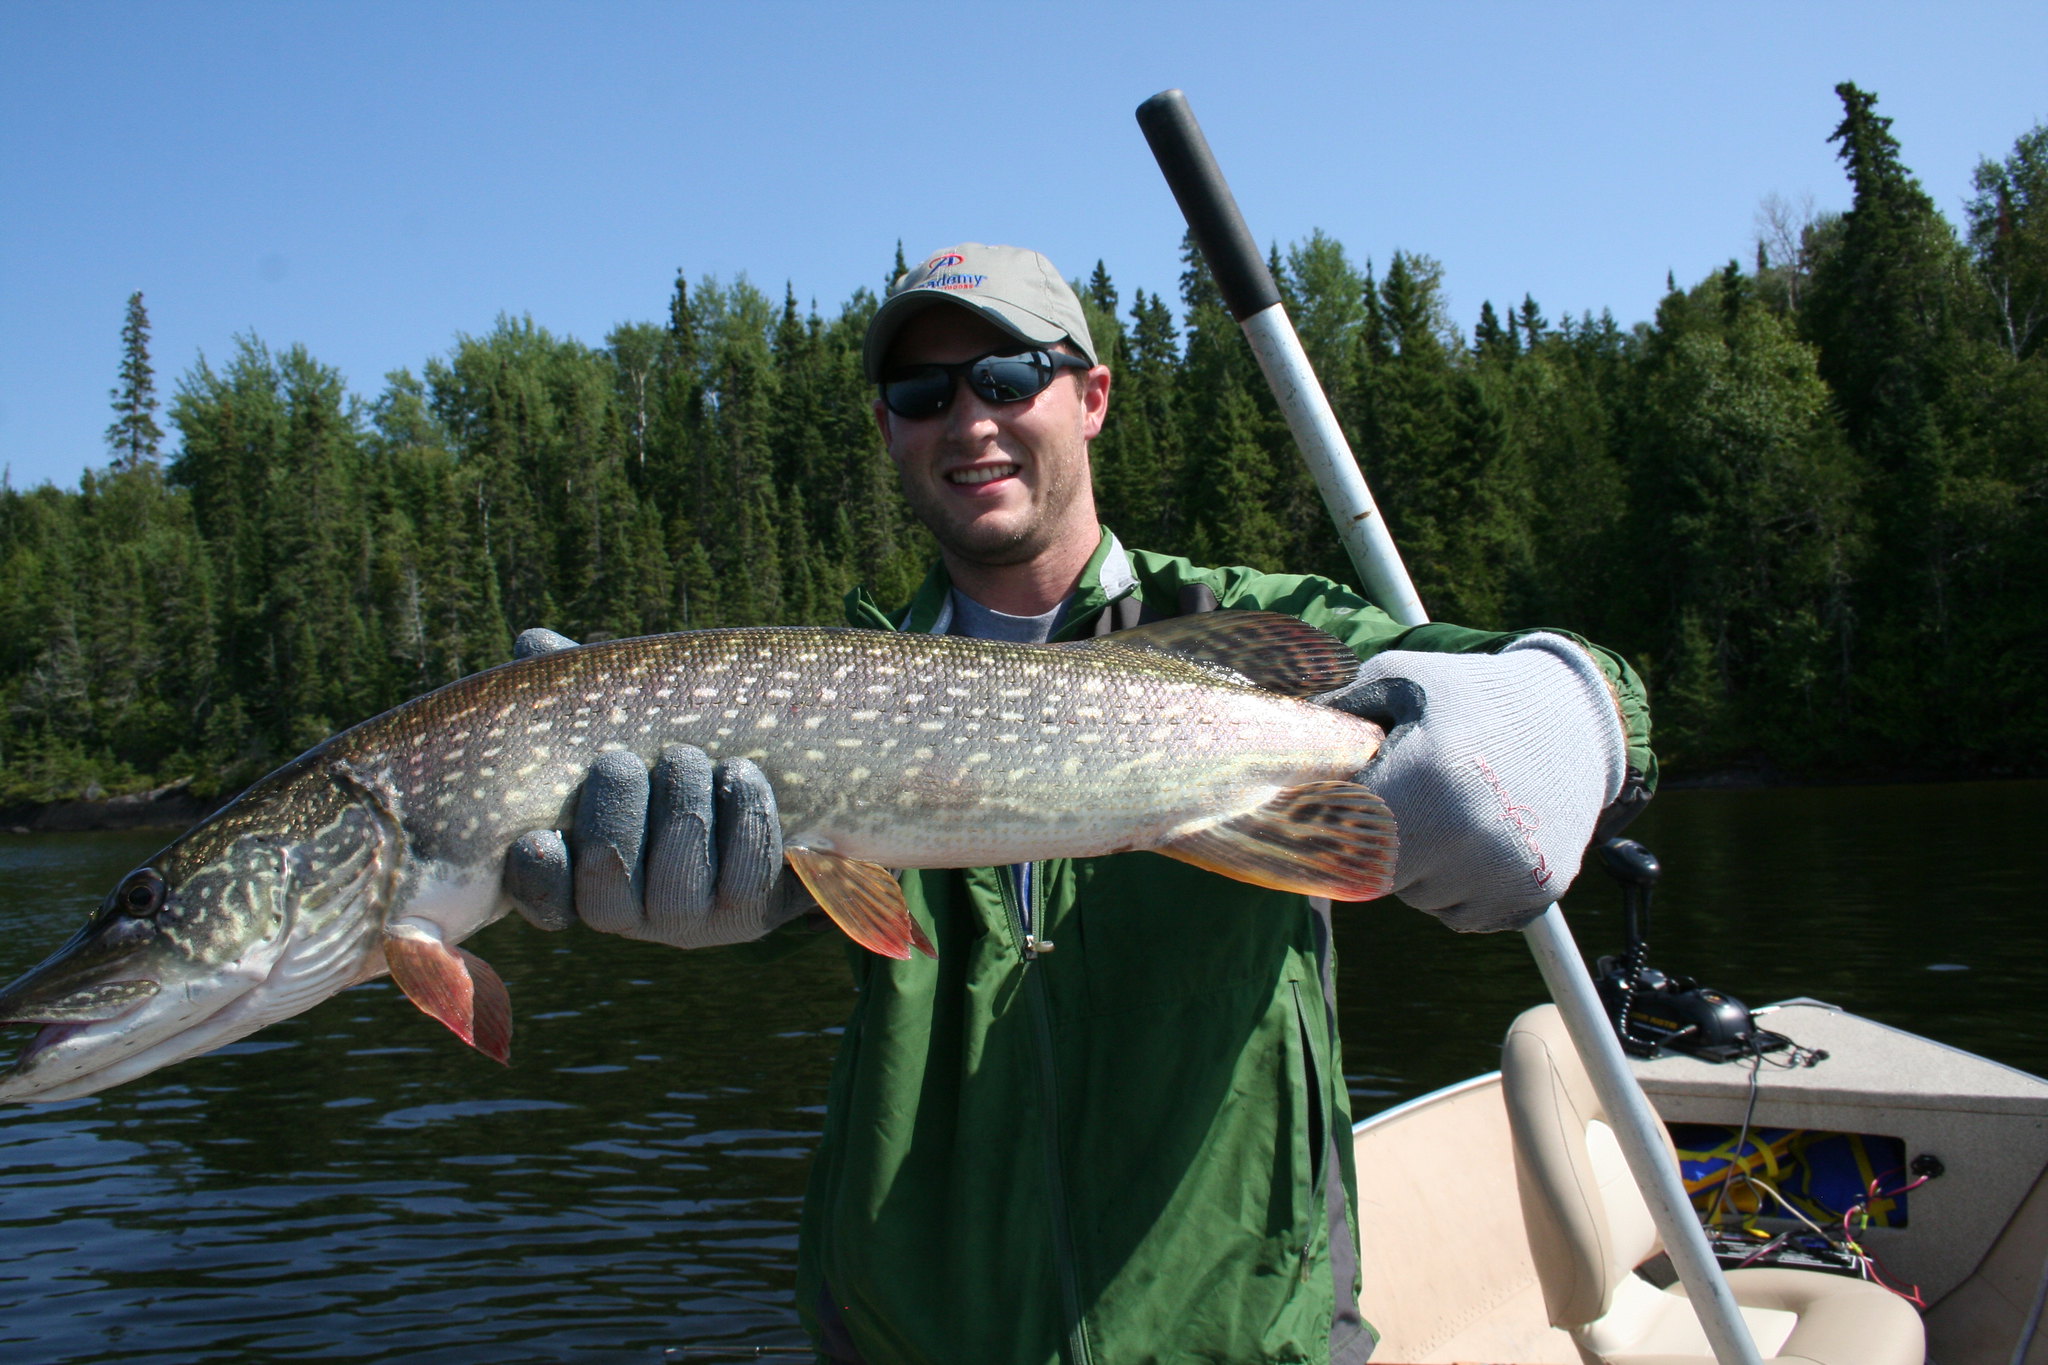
[1351,1000,2048,1364]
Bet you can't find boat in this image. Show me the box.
[1351,986,2048,1361]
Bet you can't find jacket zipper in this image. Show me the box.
[1292,981,1331,1284]
[1002,866,1093,1365]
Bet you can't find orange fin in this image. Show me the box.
[1159,781,1398,902]
[384,934,513,1064]
[785,847,936,960]
[1056,610,1359,696]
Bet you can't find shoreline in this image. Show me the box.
[0,778,231,835]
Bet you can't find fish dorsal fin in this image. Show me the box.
[384,932,513,1064]
[785,848,937,960]
[1058,610,1359,696]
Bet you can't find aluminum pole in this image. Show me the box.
[1135,87,1764,1365]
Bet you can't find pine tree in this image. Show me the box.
[106,292,164,471]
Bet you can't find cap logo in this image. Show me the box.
[914,250,985,293]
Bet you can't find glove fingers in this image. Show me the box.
[513,627,580,660]
[643,744,718,933]
[713,758,784,922]
[503,829,575,931]
[572,751,651,937]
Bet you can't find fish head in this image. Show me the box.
[0,762,401,1103]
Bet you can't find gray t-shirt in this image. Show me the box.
[947,589,1066,644]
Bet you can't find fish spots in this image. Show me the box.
[917,720,944,732]
[694,687,720,699]
[803,715,824,730]
[781,771,808,786]
[834,737,861,748]
[755,715,778,730]
[527,721,554,735]
[768,687,792,700]
[852,709,880,722]
[847,766,870,782]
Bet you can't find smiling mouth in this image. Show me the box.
[948,463,1018,486]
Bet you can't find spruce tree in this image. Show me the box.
[106,291,164,471]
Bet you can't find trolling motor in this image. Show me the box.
[1592,838,1773,1061]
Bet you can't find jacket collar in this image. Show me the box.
[843,529,1139,637]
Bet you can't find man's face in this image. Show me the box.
[874,306,1109,572]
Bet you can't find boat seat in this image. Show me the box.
[1500,1004,1925,1365]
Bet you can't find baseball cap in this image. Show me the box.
[863,243,1098,381]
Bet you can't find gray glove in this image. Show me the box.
[1322,633,1628,933]
[500,628,813,948]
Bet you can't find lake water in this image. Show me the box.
[0,779,2041,1362]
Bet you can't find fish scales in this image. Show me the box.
[0,613,1396,1102]
[330,626,1374,871]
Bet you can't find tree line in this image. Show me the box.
[2,84,2042,808]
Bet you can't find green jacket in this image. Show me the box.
[795,533,1654,1365]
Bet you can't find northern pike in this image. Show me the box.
[0,610,1394,1102]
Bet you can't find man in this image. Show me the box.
[505,243,1654,1364]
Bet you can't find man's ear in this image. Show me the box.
[1080,364,1111,440]
[872,397,894,450]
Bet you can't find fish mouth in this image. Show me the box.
[0,980,162,1080]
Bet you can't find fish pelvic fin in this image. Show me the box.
[1055,610,1359,696]
[384,934,513,1065]
[1159,781,1398,902]
[784,848,937,960]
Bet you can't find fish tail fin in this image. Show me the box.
[385,934,513,1064]
[785,848,937,960]
[1159,781,1398,902]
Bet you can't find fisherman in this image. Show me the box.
[503,243,1654,1364]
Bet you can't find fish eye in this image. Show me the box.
[115,868,167,918]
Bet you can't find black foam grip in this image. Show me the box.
[1136,89,1282,322]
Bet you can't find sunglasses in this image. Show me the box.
[880,349,1091,419]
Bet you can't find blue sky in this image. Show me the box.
[3,2,2043,491]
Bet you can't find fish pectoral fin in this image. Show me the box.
[1159,781,1398,902]
[384,934,513,1065]
[784,848,937,961]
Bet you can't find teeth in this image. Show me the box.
[949,465,1017,486]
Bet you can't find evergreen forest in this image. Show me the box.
[4,85,2044,810]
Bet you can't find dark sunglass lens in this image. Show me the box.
[971,353,1054,403]
[883,365,953,417]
